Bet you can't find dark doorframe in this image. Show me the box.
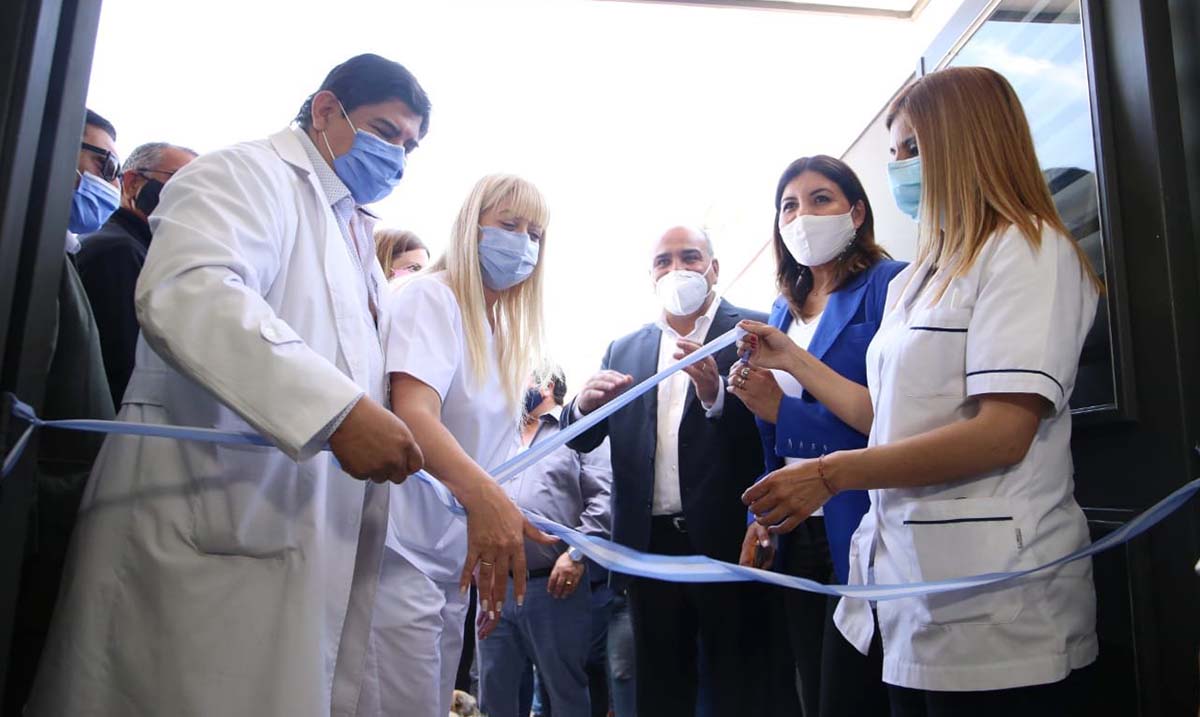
[0,0,103,705]
[1072,0,1200,713]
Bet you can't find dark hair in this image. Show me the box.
[85,108,116,141]
[550,374,567,406]
[295,54,431,138]
[772,155,890,317]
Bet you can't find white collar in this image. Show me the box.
[656,293,721,339]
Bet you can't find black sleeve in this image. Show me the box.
[77,243,144,406]
[563,341,614,453]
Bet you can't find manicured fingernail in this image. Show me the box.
[496,602,503,614]
[761,539,770,548]
[517,594,525,607]
[489,610,496,620]
[481,599,489,612]
[460,584,468,595]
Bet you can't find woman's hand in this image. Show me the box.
[458,479,557,619]
[736,320,800,373]
[738,521,776,568]
[728,360,784,423]
[476,603,499,641]
[742,457,835,534]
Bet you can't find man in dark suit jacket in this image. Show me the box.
[76,141,196,406]
[562,226,768,717]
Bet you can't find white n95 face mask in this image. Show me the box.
[780,210,857,267]
[655,265,713,316]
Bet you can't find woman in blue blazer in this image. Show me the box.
[730,155,905,717]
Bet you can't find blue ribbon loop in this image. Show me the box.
[3,323,1198,600]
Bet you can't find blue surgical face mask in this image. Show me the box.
[887,155,922,221]
[478,225,539,291]
[523,387,544,416]
[321,101,406,205]
[69,170,121,234]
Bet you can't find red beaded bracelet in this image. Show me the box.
[818,454,838,497]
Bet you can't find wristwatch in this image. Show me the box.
[567,546,584,563]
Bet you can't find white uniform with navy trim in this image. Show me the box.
[835,224,1100,691]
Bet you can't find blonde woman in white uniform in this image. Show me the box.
[736,66,1102,716]
[371,175,556,717]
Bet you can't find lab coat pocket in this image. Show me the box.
[904,497,1034,625]
[900,308,971,398]
[188,443,310,558]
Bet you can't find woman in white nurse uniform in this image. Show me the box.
[737,66,1103,716]
[371,174,556,717]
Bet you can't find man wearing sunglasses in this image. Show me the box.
[76,141,197,406]
[66,109,122,253]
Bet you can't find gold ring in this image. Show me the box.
[565,580,573,585]
[480,560,495,567]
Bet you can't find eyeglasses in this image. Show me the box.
[81,142,121,182]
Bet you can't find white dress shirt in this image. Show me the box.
[651,295,724,516]
[772,311,824,516]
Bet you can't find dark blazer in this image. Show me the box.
[563,299,767,589]
[759,259,906,582]
[75,207,153,407]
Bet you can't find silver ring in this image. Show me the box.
[740,367,751,378]
[565,580,573,585]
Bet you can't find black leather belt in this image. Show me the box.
[652,514,688,533]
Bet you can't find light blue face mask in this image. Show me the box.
[478,225,539,291]
[887,155,922,221]
[322,101,406,205]
[69,170,120,234]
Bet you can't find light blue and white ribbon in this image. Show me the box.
[3,322,1198,600]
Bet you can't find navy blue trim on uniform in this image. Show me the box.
[903,516,1013,525]
[966,368,1065,395]
[910,326,968,333]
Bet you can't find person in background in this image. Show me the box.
[375,226,430,283]
[738,66,1102,717]
[731,154,904,717]
[65,109,122,254]
[477,363,613,717]
[562,226,768,717]
[377,173,557,717]
[76,141,198,406]
[2,108,122,716]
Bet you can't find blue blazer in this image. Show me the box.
[758,259,906,582]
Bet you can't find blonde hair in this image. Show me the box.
[429,174,549,411]
[374,228,427,276]
[886,66,1103,300]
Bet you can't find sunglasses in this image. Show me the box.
[81,142,121,182]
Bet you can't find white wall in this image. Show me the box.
[841,93,919,262]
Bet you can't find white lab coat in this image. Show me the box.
[835,224,1100,692]
[26,128,391,716]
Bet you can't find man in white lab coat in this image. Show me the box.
[27,54,429,717]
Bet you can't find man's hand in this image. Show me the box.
[547,551,586,599]
[329,398,424,483]
[674,339,720,406]
[577,370,634,415]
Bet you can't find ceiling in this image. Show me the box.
[596,0,930,19]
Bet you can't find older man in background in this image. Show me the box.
[477,364,613,717]
[76,141,197,405]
